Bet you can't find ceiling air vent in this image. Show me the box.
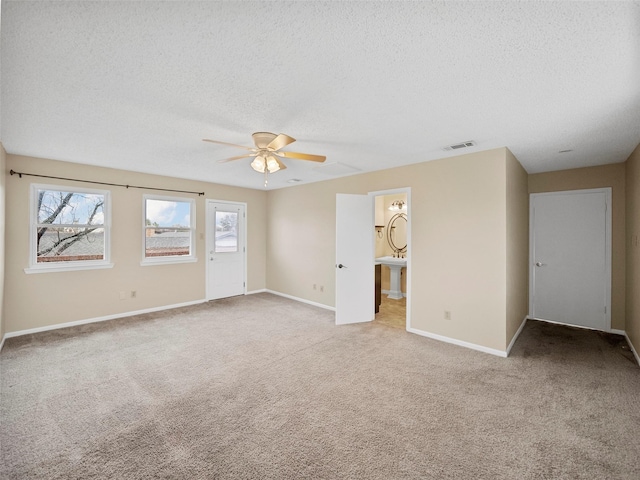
[443,140,476,151]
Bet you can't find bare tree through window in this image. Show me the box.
[215,211,238,253]
[36,188,106,262]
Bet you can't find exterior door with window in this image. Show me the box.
[206,201,246,300]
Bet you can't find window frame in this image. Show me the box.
[26,183,113,274]
[141,194,197,266]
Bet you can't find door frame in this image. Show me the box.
[528,187,612,331]
[369,187,411,330]
[205,199,248,301]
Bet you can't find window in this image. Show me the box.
[27,184,112,273]
[214,210,238,253]
[142,195,196,264]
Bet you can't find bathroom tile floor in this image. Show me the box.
[374,296,406,329]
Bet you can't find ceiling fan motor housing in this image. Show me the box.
[252,132,278,149]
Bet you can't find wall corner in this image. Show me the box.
[505,149,529,350]
[625,143,640,360]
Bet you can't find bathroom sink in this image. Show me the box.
[375,256,407,267]
[375,256,407,299]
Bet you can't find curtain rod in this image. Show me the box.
[9,170,205,196]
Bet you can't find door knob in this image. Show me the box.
[535,262,546,267]
[337,264,347,269]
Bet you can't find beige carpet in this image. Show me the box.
[1,293,638,479]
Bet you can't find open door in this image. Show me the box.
[335,194,374,325]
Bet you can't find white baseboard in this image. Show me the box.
[624,332,640,366]
[265,289,335,312]
[506,316,528,356]
[610,328,626,336]
[381,289,407,298]
[246,289,267,295]
[0,335,5,352]
[2,299,207,341]
[407,326,507,358]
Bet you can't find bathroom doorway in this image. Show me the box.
[371,189,410,329]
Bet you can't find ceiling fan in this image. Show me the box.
[203,132,326,186]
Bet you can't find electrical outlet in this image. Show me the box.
[313,284,317,290]
[320,286,324,293]
[131,291,137,298]
[444,310,451,320]
[634,235,639,247]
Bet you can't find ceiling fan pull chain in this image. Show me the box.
[264,170,268,188]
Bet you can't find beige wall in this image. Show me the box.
[0,144,6,342]
[4,155,267,333]
[505,149,529,346]
[268,148,521,351]
[528,163,626,330]
[626,144,640,355]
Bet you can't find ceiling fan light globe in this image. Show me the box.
[266,156,280,173]
[250,156,266,173]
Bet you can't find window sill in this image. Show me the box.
[140,257,198,266]
[24,262,114,274]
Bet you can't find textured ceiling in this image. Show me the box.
[2,1,639,190]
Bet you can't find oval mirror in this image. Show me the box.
[387,213,407,254]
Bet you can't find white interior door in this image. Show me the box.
[336,194,374,325]
[530,189,611,330]
[206,201,246,300]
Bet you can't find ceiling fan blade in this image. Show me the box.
[218,153,257,163]
[267,133,296,151]
[276,158,287,170]
[278,151,326,162]
[203,138,256,151]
